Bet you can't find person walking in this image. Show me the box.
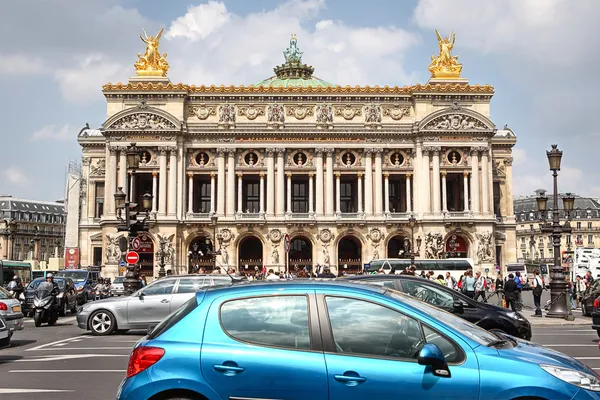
[532,269,543,317]
[514,271,523,310]
[504,274,518,311]
[445,272,456,289]
[495,273,504,306]
[473,271,487,302]
[575,275,587,308]
[462,271,476,298]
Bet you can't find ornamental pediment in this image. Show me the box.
[103,102,181,132]
[419,104,494,132]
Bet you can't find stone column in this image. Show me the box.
[470,148,480,213]
[481,147,490,214]
[326,150,334,215]
[266,149,275,216]
[505,157,514,216]
[216,149,226,216]
[0,236,6,259]
[432,147,441,214]
[414,143,422,214]
[315,149,324,216]
[441,171,448,213]
[357,172,363,213]
[406,173,412,213]
[237,173,243,213]
[286,173,292,214]
[226,149,236,216]
[364,149,373,215]
[421,147,431,214]
[259,173,265,214]
[177,145,185,219]
[106,148,117,216]
[119,149,127,197]
[374,149,383,215]
[308,172,314,213]
[187,173,194,213]
[210,172,216,214]
[384,172,390,214]
[463,172,470,212]
[158,147,168,216]
[168,148,177,216]
[276,149,285,216]
[151,172,158,212]
[335,172,341,213]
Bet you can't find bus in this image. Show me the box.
[0,260,32,287]
[365,258,474,280]
[506,262,550,289]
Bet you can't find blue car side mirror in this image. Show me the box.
[418,343,451,378]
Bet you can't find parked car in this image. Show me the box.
[590,295,600,338]
[0,314,10,349]
[77,274,235,335]
[110,276,126,297]
[117,281,600,400]
[581,279,600,316]
[0,286,24,335]
[56,269,99,305]
[340,274,532,340]
[22,277,78,317]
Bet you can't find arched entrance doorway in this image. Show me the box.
[238,236,263,275]
[188,235,214,273]
[445,234,468,258]
[338,236,362,276]
[387,235,410,258]
[289,237,312,272]
[137,233,154,278]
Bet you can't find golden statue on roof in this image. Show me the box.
[134,27,169,77]
[428,29,462,79]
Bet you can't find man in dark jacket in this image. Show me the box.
[504,273,518,312]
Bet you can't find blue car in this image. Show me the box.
[118,281,600,400]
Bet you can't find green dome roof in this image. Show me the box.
[254,34,336,88]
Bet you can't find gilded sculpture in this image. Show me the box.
[135,27,170,77]
[428,30,462,79]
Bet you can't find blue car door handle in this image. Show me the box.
[213,363,245,375]
[334,374,367,385]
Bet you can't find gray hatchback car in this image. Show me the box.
[77,274,234,335]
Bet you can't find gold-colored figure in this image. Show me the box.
[135,27,170,77]
[428,29,462,79]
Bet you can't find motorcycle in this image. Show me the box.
[33,281,58,327]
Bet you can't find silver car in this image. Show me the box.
[110,276,126,296]
[0,287,24,335]
[76,274,234,335]
[0,314,10,348]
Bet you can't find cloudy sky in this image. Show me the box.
[0,0,598,202]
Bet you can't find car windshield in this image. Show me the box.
[113,277,125,283]
[27,278,65,290]
[56,271,88,282]
[384,288,500,346]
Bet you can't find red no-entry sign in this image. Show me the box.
[126,251,140,265]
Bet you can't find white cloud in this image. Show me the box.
[512,148,527,165]
[31,124,72,142]
[0,54,46,75]
[4,166,30,187]
[166,1,231,41]
[54,54,129,104]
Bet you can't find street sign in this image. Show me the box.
[284,234,291,253]
[119,261,126,267]
[119,267,125,274]
[131,237,142,251]
[126,251,140,265]
[485,268,490,273]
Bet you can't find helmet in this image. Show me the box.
[12,275,18,280]
[46,273,54,279]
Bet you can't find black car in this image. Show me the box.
[340,274,532,340]
[591,296,600,338]
[22,277,78,317]
[581,279,600,316]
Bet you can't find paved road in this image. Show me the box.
[0,301,597,399]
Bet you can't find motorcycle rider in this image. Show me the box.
[6,275,24,298]
[45,273,60,315]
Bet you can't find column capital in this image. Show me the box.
[432,146,442,156]
[226,148,237,155]
[308,172,314,178]
[210,171,216,177]
[168,146,178,153]
[463,171,470,177]
[479,146,490,156]
[286,172,293,178]
[129,171,134,176]
[266,148,276,156]
[276,148,286,156]
[325,149,334,156]
[504,156,514,166]
[152,171,158,177]
[315,148,326,156]
[364,148,373,157]
[109,147,118,155]
[441,171,447,177]
[373,148,383,155]
[357,172,363,178]
[422,146,434,155]
[158,146,168,156]
[335,171,341,177]
[383,172,389,177]
[187,172,194,178]
[236,172,243,178]
[216,148,227,157]
[469,147,480,156]
[259,172,265,178]
[405,173,412,178]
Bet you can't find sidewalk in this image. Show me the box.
[526,314,591,326]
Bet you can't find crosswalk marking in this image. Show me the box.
[0,389,75,393]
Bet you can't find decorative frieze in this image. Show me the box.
[335,104,362,120]
[423,113,487,131]
[286,105,313,120]
[238,104,265,120]
[383,104,410,120]
[188,104,216,120]
[110,113,176,130]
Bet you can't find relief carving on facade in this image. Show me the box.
[369,228,382,260]
[89,159,106,176]
[364,103,382,125]
[424,232,444,259]
[383,104,410,120]
[218,104,236,127]
[157,233,175,265]
[423,113,487,131]
[335,105,362,120]
[475,231,495,263]
[271,247,280,264]
[110,113,176,130]
[315,104,333,126]
[238,104,265,120]
[267,103,285,126]
[105,234,122,264]
[188,104,216,120]
[286,105,313,120]
[269,229,283,243]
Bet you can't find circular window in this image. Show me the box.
[341,152,356,166]
[390,152,405,166]
[293,152,307,166]
[195,152,209,166]
[140,151,152,164]
[244,152,259,166]
[447,150,462,165]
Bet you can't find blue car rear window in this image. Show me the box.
[148,296,198,339]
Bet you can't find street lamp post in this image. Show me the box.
[157,241,167,278]
[536,144,575,321]
[114,143,153,295]
[2,219,17,259]
[405,216,421,269]
[210,215,224,272]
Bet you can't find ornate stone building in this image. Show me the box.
[76,31,517,279]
